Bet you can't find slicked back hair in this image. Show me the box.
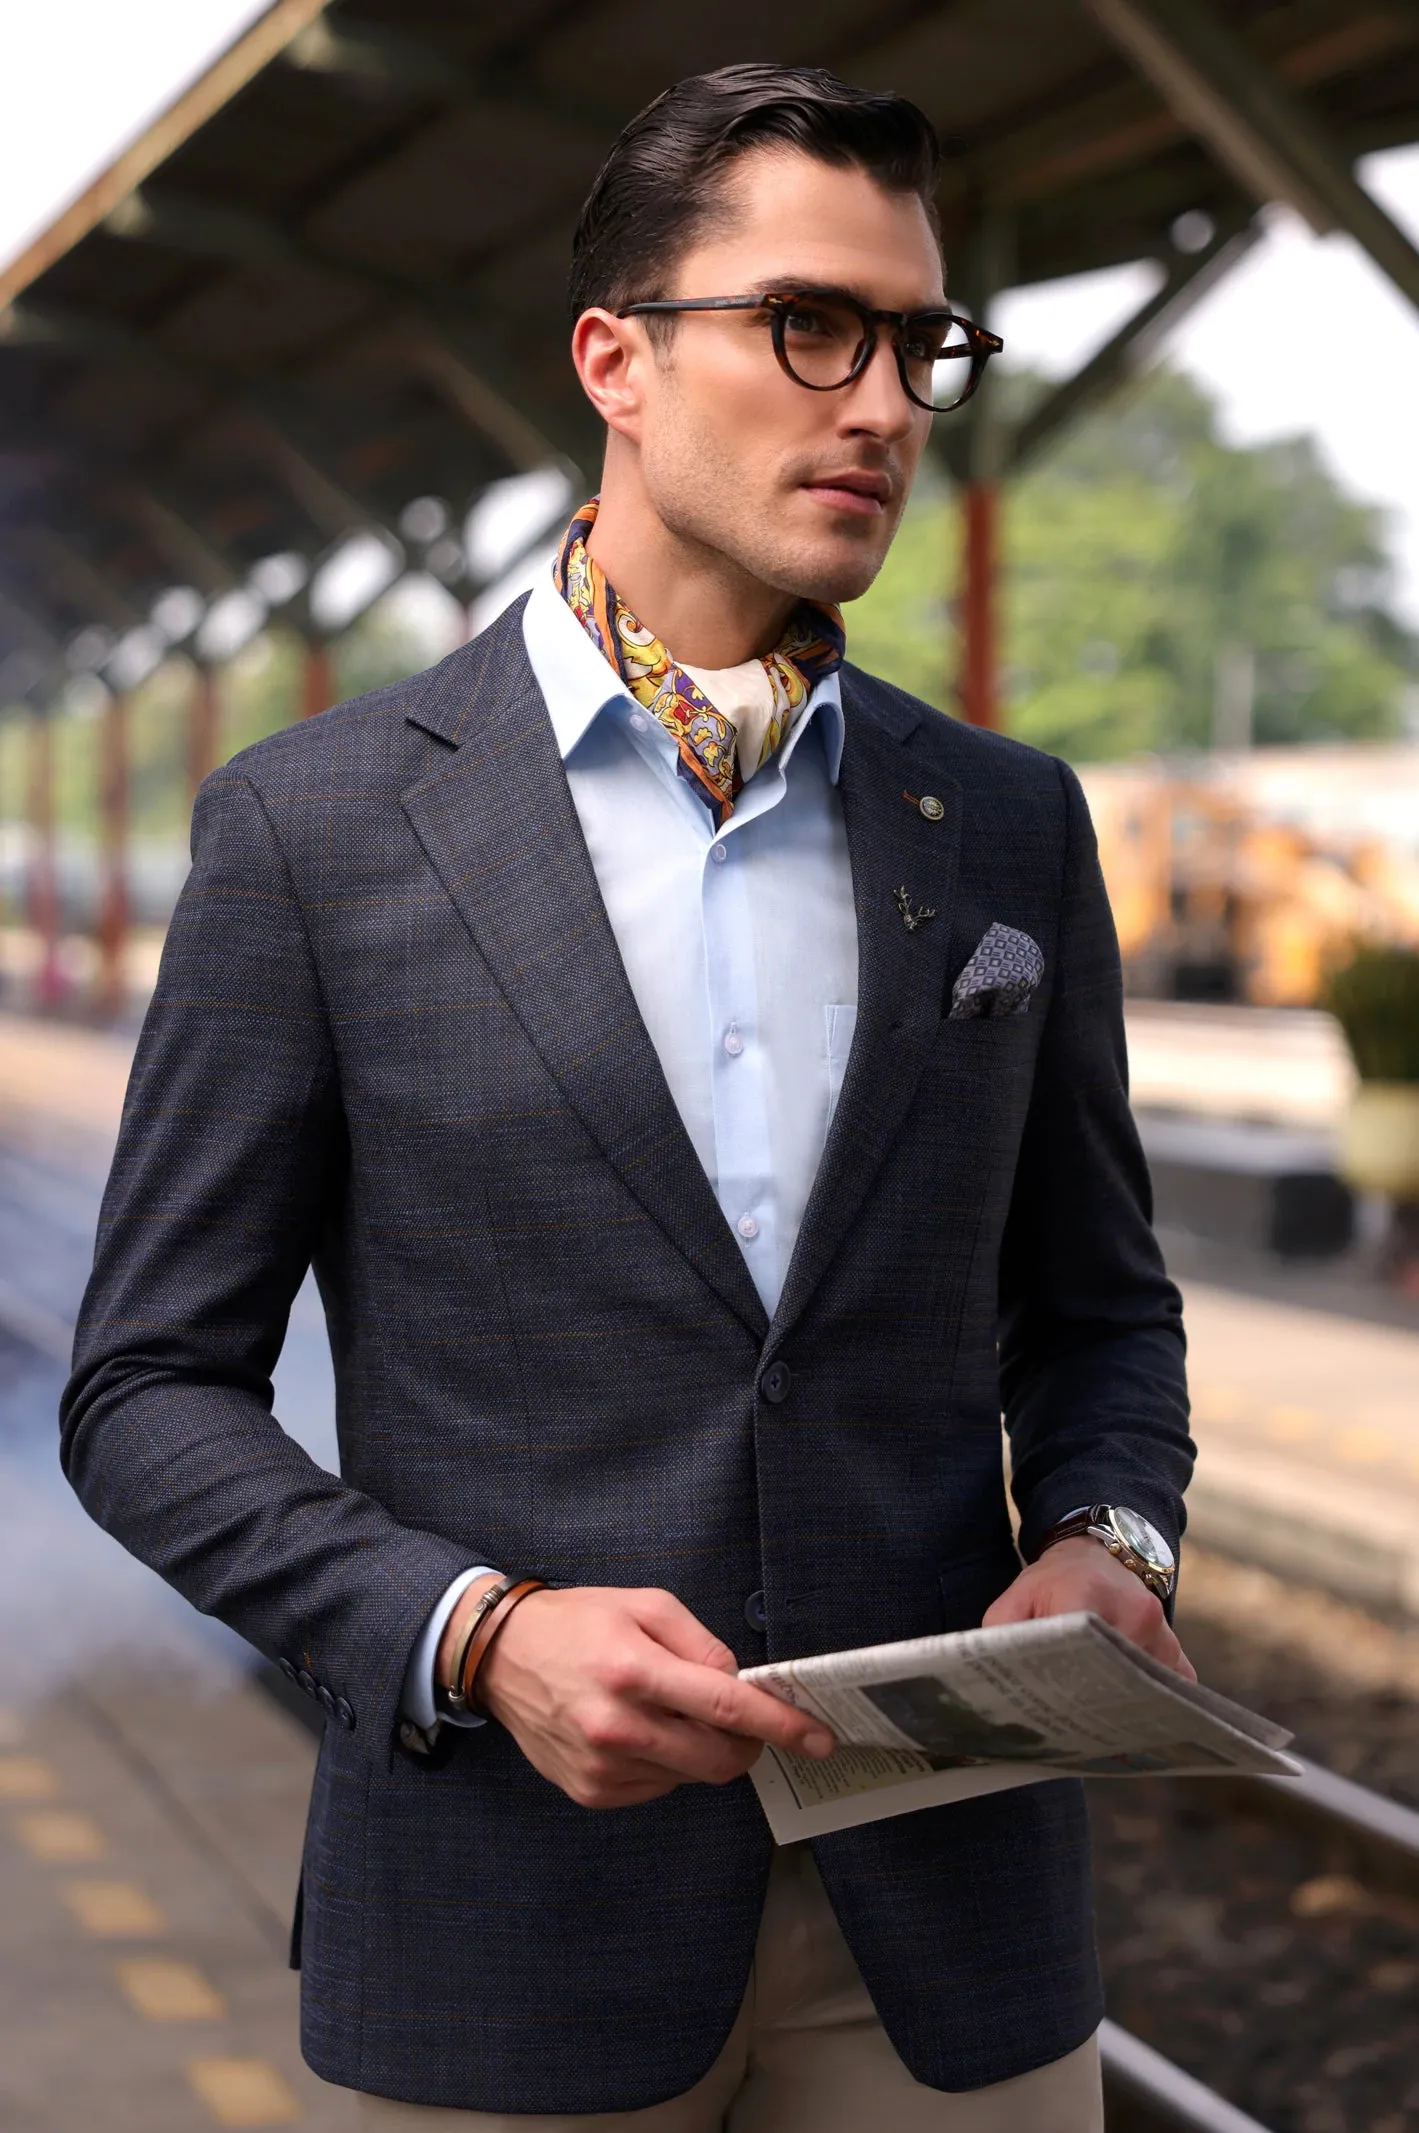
[568,63,941,326]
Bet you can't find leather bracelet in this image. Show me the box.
[441,1575,515,1716]
[459,1578,549,1715]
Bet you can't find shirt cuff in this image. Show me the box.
[400,1567,500,1732]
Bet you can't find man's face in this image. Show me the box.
[623,148,943,607]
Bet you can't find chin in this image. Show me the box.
[745,523,887,607]
[780,547,886,606]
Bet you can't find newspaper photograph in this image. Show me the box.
[741,1610,1300,1843]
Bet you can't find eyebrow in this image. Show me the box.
[744,277,949,311]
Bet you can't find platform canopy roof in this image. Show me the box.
[4,0,1419,702]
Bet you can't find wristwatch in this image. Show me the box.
[1035,1504,1176,1603]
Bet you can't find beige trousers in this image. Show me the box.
[358,1847,1102,2132]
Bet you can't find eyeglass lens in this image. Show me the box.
[775,300,978,411]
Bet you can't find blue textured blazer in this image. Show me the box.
[61,600,1192,2112]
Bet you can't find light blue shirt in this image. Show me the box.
[402,572,859,1731]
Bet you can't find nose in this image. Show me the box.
[837,326,922,441]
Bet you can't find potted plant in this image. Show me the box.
[1323,944,1419,1199]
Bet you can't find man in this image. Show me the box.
[62,62,1193,2133]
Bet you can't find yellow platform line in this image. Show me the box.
[186,2056,302,2126]
[12,1810,105,1861]
[63,1878,166,1937]
[117,1956,226,2021]
[0,1756,59,1798]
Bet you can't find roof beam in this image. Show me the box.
[119,487,242,596]
[282,16,474,99]
[1004,218,1259,477]
[975,6,1415,206]
[0,0,332,312]
[20,528,143,634]
[6,297,402,544]
[102,185,568,472]
[1083,0,1419,310]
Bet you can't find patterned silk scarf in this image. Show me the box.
[553,497,845,828]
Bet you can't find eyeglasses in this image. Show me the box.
[615,289,1004,414]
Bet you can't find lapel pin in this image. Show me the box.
[903,791,945,822]
[894,885,937,932]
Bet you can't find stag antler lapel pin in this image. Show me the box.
[893,884,937,932]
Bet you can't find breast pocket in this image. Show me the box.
[825,1003,858,1129]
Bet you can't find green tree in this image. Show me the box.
[846,367,1418,760]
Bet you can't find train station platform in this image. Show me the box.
[2,1003,1418,2125]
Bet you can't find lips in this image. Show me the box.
[802,471,892,515]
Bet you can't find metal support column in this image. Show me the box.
[96,690,129,1020]
[27,710,63,1009]
[960,485,1001,730]
[955,210,1013,730]
[189,661,221,799]
[301,638,333,720]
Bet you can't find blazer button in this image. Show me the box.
[744,1590,768,1634]
[335,1697,356,1731]
[297,1670,317,1696]
[317,1685,337,1717]
[760,1362,792,1404]
[278,1658,298,1681]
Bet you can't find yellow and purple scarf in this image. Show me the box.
[553,497,845,828]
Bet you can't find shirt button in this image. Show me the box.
[760,1361,792,1404]
[710,842,728,864]
[723,1027,743,1057]
[744,1590,768,1634]
[629,712,649,733]
[737,1213,759,1240]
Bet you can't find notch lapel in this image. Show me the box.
[400,614,767,1340]
[770,676,962,1346]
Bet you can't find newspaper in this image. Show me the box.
[742,1610,1300,1843]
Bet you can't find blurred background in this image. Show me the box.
[4,5,1419,2130]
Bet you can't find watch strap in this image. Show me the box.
[1035,1505,1174,1602]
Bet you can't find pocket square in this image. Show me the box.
[949,922,1044,1019]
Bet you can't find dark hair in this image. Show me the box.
[568,63,940,322]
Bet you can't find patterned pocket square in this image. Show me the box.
[949,922,1044,1019]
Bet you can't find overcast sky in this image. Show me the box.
[6,2,1419,620]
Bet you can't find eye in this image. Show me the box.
[782,304,834,338]
[902,320,955,364]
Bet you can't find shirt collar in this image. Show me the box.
[521,570,844,786]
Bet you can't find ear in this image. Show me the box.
[571,308,651,443]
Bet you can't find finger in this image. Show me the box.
[644,1653,835,1755]
[575,1702,761,1787]
[622,1716,764,1787]
[981,1582,1035,1628]
[629,1589,739,1673]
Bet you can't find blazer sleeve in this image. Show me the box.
[997,758,1194,1568]
[59,768,474,1759]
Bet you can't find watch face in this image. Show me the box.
[1108,1506,1174,1574]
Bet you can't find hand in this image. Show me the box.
[440,1580,837,1808]
[982,1537,1196,1681]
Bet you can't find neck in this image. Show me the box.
[584,472,796,669]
